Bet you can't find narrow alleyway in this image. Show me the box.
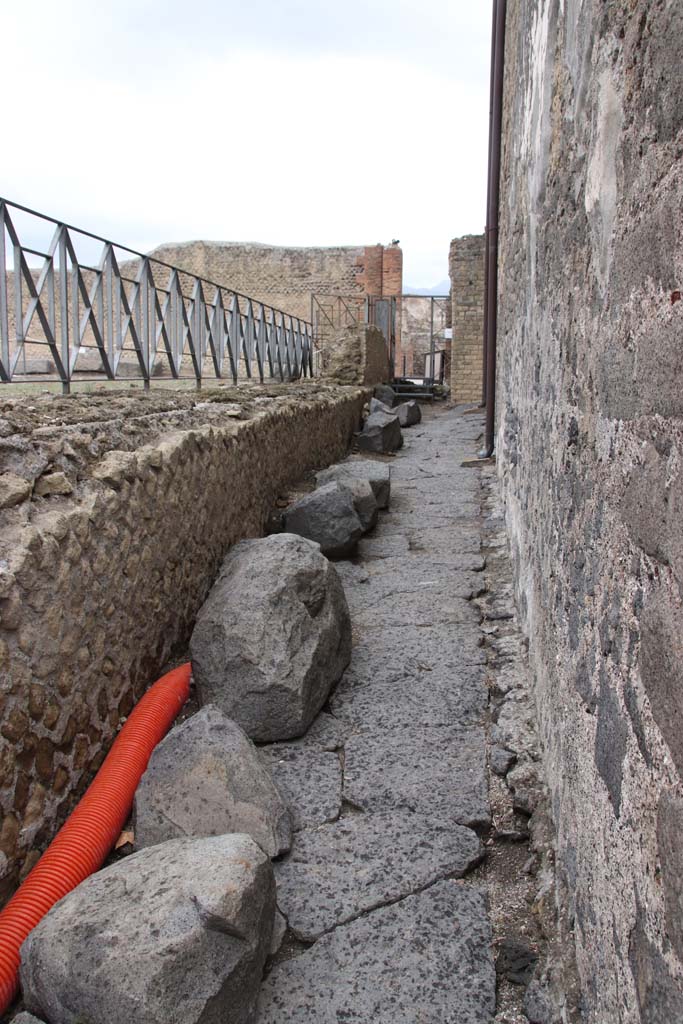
[255,406,548,1023]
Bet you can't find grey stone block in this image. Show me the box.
[283,482,363,558]
[490,744,517,776]
[357,410,403,453]
[21,835,276,1024]
[369,396,393,414]
[373,383,396,407]
[256,881,495,1023]
[134,705,292,857]
[274,809,482,940]
[315,459,391,509]
[396,400,422,426]
[190,534,351,741]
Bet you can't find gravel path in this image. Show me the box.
[256,406,497,1024]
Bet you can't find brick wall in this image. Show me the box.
[449,234,485,403]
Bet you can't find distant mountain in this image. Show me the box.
[404,279,450,296]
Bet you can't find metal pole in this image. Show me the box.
[481,0,506,458]
[481,0,498,408]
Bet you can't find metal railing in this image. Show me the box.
[0,199,315,391]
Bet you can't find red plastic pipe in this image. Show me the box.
[0,662,191,1014]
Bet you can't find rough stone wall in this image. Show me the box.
[324,325,390,387]
[449,235,485,402]
[0,384,367,903]
[496,2,683,1021]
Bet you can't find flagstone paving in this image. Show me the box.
[256,406,497,1024]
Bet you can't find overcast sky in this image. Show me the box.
[3,0,491,286]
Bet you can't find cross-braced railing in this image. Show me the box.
[0,199,316,391]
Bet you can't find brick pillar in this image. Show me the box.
[381,244,403,374]
[358,245,384,299]
[449,235,485,403]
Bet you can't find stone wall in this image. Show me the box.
[324,325,390,387]
[136,240,404,362]
[449,234,485,402]
[496,2,683,1021]
[0,384,367,903]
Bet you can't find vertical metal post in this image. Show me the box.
[482,0,507,458]
[0,207,9,380]
[58,229,70,393]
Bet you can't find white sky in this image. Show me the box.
[2,0,491,287]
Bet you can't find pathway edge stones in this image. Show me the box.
[134,705,292,857]
[20,834,276,1024]
[190,533,351,741]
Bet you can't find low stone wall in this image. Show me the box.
[0,384,367,903]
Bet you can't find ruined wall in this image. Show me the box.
[323,325,390,387]
[496,2,683,1021]
[400,296,450,378]
[0,384,367,903]
[449,235,485,402]
[139,241,403,356]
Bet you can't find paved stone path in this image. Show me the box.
[256,407,497,1023]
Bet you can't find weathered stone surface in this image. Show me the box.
[270,909,287,957]
[0,472,31,509]
[316,459,391,509]
[656,790,683,963]
[283,483,363,558]
[345,477,378,533]
[357,410,403,453]
[373,383,396,407]
[33,472,73,497]
[256,881,495,1023]
[274,809,482,940]
[369,396,392,415]
[134,705,292,856]
[10,1015,46,1024]
[191,533,351,741]
[330,664,487,732]
[497,3,683,1019]
[357,532,410,559]
[396,400,422,427]
[343,724,490,830]
[490,744,517,777]
[496,937,539,986]
[21,834,276,1024]
[259,743,341,831]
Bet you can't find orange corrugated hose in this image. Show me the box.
[0,662,191,1015]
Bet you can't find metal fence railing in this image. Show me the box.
[0,199,315,392]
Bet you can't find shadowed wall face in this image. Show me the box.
[497,2,683,1021]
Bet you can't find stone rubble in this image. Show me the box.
[134,705,292,857]
[315,458,391,508]
[20,834,276,1024]
[372,383,396,407]
[356,409,403,453]
[190,533,351,741]
[396,399,422,427]
[282,482,363,557]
